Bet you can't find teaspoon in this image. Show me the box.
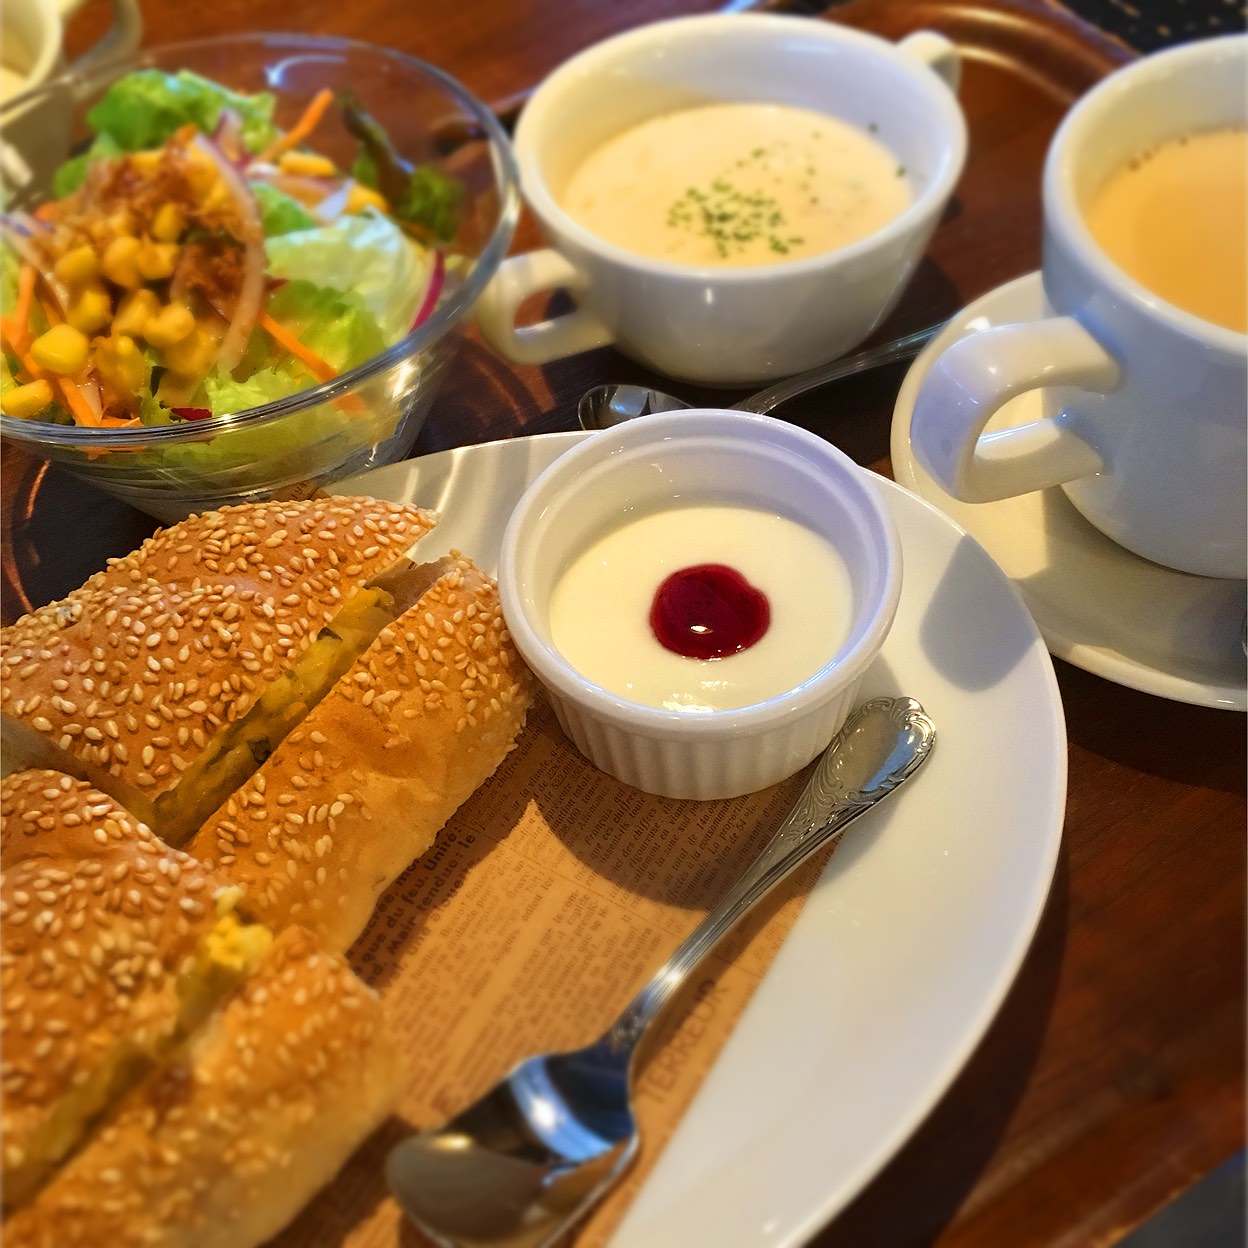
[387,694,936,1248]
[577,322,944,430]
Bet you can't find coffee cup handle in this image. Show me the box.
[898,31,961,93]
[910,317,1121,503]
[476,248,614,365]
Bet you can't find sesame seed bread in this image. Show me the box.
[190,552,535,953]
[3,925,405,1248]
[0,770,237,1208]
[0,497,437,843]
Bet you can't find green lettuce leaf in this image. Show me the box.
[138,391,175,426]
[199,363,308,417]
[53,132,127,196]
[251,183,317,237]
[84,69,279,153]
[0,240,20,317]
[263,280,387,374]
[122,283,405,489]
[353,153,462,242]
[264,210,429,343]
[52,69,281,195]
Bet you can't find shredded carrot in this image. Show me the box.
[0,337,99,427]
[36,294,60,326]
[10,266,36,352]
[12,298,102,427]
[0,317,31,361]
[256,89,335,163]
[33,203,57,223]
[0,321,45,381]
[258,310,336,381]
[257,311,365,414]
[55,377,104,427]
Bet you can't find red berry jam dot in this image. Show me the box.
[649,563,770,660]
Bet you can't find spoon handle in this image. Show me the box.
[734,323,945,415]
[602,696,935,1056]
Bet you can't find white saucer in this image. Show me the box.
[337,435,1065,1246]
[892,272,1247,711]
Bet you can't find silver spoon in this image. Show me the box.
[387,694,936,1248]
[577,322,944,430]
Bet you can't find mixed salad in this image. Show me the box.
[0,69,461,430]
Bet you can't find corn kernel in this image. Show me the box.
[94,334,145,394]
[184,156,218,198]
[346,183,389,215]
[2,379,54,419]
[30,324,89,375]
[202,179,233,212]
[128,150,162,175]
[161,325,216,377]
[143,303,195,350]
[53,245,100,288]
[149,203,186,242]
[136,239,179,282]
[66,285,112,335]
[106,209,137,238]
[113,288,159,338]
[278,151,338,179]
[100,235,142,288]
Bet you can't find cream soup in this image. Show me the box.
[561,102,912,267]
[549,503,853,713]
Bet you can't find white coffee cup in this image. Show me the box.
[910,36,1247,581]
[476,13,965,385]
[1,0,143,192]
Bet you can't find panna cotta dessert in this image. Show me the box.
[549,504,853,712]
[497,408,902,800]
[561,101,912,267]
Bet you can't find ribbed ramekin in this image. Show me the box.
[497,410,902,799]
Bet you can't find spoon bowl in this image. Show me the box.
[576,322,943,429]
[387,695,936,1248]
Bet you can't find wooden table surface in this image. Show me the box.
[8,2,1246,1246]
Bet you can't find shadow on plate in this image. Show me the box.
[813,835,1071,1247]
[919,533,1038,693]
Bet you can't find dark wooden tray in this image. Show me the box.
[2,9,1244,1248]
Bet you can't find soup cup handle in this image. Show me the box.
[476,248,615,365]
[898,31,961,93]
[63,0,143,74]
[910,318,1119,503]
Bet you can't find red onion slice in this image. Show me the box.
[0,217,68,312]
[410,250,445,331]
[190,134,265,373]
[211,108,247,166]
[312,180,353,224]
[246,170,336,207]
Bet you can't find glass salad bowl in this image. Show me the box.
[0,34,520,523]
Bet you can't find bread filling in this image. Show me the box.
[3,894,274,1210]
[151,583,400,844]
[146,557,456,845]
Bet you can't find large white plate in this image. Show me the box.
[891,271,1247,711]
[337,434,1066,1247]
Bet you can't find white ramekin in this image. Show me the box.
[497,410,903,799]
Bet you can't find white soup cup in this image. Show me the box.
[476,13,966,385]
[0,0,143,193]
